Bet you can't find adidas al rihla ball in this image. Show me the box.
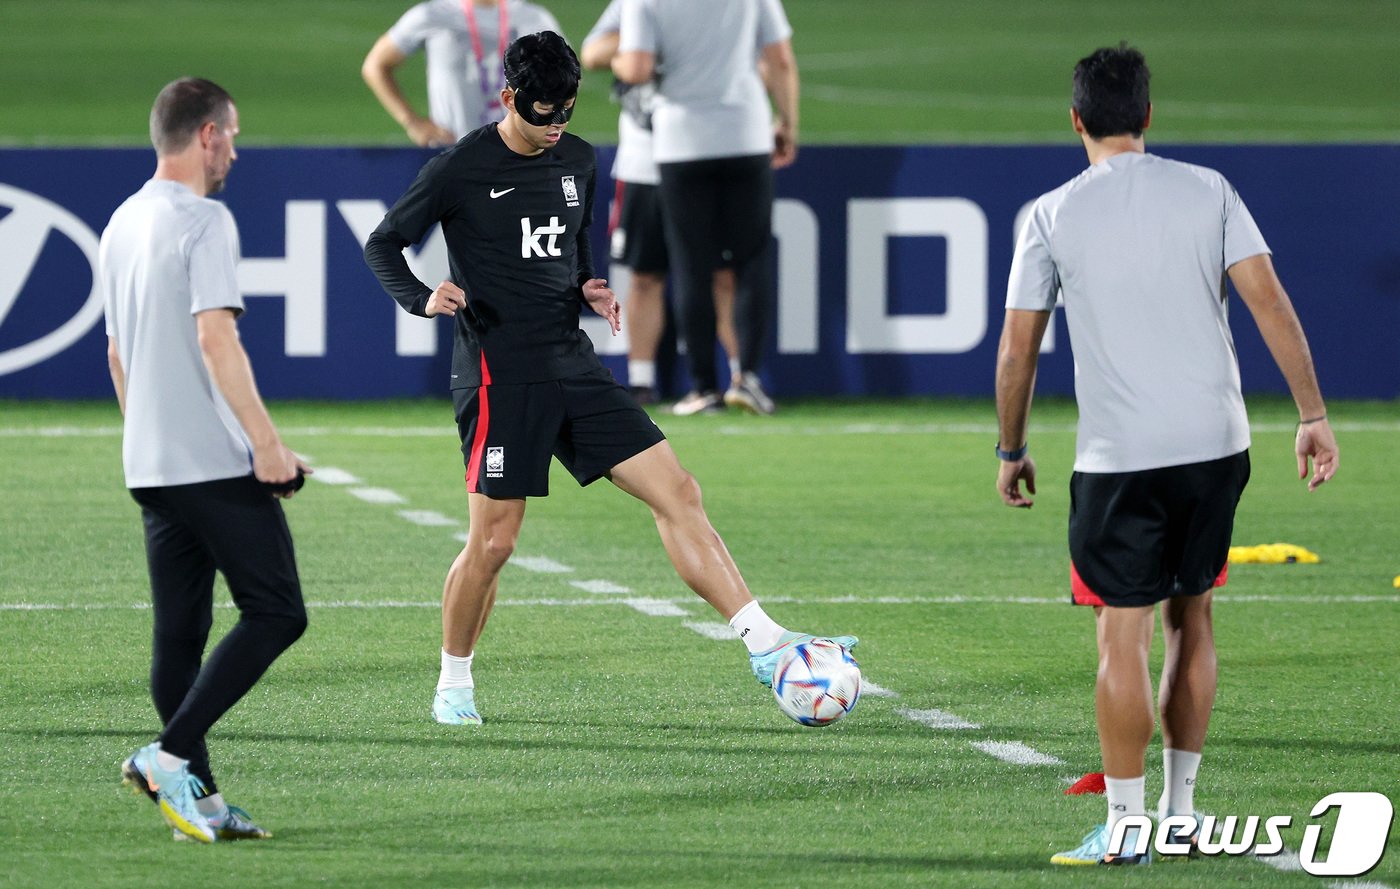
[772,638,861,726]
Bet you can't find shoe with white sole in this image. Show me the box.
[122,743,215,844]
[432,687,484,725]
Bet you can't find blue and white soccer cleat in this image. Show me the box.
[432,687,483,725]
[122,743,215,843]
[749,632,859,688]
[1050,824,1152,866]
[174,805,272,841]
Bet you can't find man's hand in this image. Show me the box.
[772,120,798,169]
[406,116,455,148]
[426,280,467,317]
[582,278,620,335]
[254,443,314,499]
[1296,418,1339,491]
[997,456,1037,508]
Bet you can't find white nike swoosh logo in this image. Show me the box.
[489,188,516,198]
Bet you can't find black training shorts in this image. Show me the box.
[1068,450,1251,607]
[453,366,666,498]
[608,180,669,274]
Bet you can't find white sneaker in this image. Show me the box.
[724,373,775,415]
[671,390,724,416]
[432,687,483,725]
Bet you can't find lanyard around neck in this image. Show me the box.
[461,0,511,128]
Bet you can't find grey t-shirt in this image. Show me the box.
[585,0,659,184]
[1006,151,1270,473]
[100,180,253,488]
[618,0,791,164]
[389,0,563,139]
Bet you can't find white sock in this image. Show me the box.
[728,357,742,380]
[1159,748,1202,818]
[154,746,188,773]
[627,360,656,388]
[195,792,226,818]
[438,649,474,690]
[728,601,786,654]
[1105,775,1146,833]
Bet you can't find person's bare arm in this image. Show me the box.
[107,336,126,416]
[196,309,308,491]
[994,309,1050,507]
[612,49,655,84]
[1228,253,1338,489]
[362,33,455,147]
[760,38,799,168]
[581,31,619,70]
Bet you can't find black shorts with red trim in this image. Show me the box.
[453,366,666,498]
[1068,450,1251,608]
[608,180,669,274]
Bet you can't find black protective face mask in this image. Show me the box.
[512,87,576,126]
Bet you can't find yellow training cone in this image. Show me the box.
[1227,543,1321,564]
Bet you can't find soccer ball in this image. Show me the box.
[772,639,862,727]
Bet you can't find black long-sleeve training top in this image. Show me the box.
[365,123,600,388]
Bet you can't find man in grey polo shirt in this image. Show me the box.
[612,0,798,415]
[362,0,562,147]
[994,45,1338,866]
[580,0,741,407]
[101,77,310,844]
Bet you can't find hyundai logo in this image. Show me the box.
[0,184,104,376]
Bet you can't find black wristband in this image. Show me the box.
[1298,415,1327,425]
[996,442,1028,461]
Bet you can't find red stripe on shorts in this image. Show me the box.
[1070,561,1107,607]
[1068,561,1229,606]
[464,353,493,492]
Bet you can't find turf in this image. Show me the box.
[1,0,1397,146]
[0,397,1396,887]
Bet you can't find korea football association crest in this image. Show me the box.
[486,447,505,478]
[561,175,580,207]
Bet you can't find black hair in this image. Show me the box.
[1072,43,1150,139]
[503,31,580,104]
[149,77,234,154]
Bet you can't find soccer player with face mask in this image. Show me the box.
[365,31,856,727]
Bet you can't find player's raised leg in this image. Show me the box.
[606,442,855,686]
[433,493,526,725]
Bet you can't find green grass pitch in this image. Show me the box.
[1,0,1397,146]
[1,397,1396,887]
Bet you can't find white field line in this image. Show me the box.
[896,708,981,730]
[348,487,406,505]
[714,421,1400,437]
[623,598,688,617]
[7,420,1398,439]
[309,467,361,485]
[570,579,631,594]
[971,741,1065,767]
[6,592,1398,613]
[397,510,459,527]
[861,681,898,698]
[507,555,575,574]
[683,621,737,641]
